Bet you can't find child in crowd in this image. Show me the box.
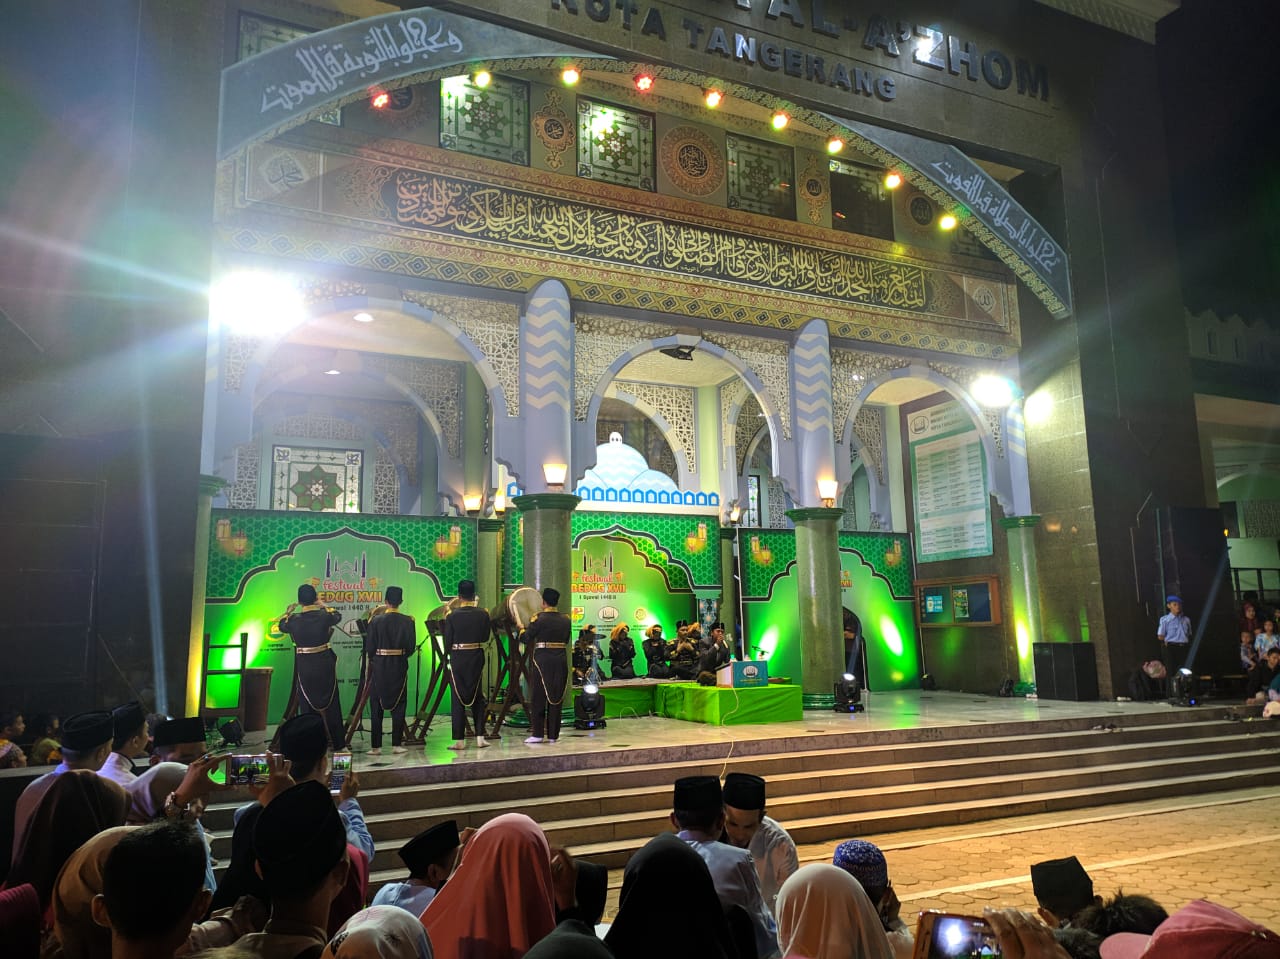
[0,711,27,768]
[1241,630,1260,670]
[1255,620,1280,659]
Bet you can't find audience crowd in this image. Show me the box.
[0,701,1277,959]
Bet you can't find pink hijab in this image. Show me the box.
[776,864,894,959]
[420,814,555,959]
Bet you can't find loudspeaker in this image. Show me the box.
[1033,642,1100,701]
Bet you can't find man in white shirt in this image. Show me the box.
[722,772,799,916]
[671,775,778,959]
[99,701,149,786]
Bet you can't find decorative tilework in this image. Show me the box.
[533,88,575,170]
[577,97,655,192]
[726,134,794,219]
[207,510,476,601]
[797,154,830,225]
[440,74,529,165]
[270,445,362,512]
[837,531,915,599]
[611,381,697,476]
[739,529,798,599]
[660,125,724,197]
[829,158,894,241]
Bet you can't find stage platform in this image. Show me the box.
[566,678,802,725]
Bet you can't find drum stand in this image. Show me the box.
[485,621,532,739]
[405,621,451,743]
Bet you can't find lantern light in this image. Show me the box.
[771,110,790,130]
[561,66,581,86]
[473,69,492,88]
[884,172,903,189]
[827,136,844,154]
[939,213,959,230]
[704,88,724,108]
[634,73,654,92]
[370,89,390,109]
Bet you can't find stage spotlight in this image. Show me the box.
[574,683,608,729]
[1171,666,1200,706]
[218,718,245,747]
[883,172,903,189]
[834,672,864,713]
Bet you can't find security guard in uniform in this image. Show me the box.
[522,587,570,744]
[444,579,491,750]
[278,584,345,748]
[365,585,416,755]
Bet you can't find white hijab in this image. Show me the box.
[776,864,895,959]
[323,906,435,959]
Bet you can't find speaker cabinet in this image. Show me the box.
[1033,642,1100,701]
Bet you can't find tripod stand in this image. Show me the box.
[484,587,541,739]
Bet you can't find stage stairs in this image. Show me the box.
[202,702,1280,896]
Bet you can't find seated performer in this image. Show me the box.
[672,628,700,681]
[643,625,671,679]
[609,624,637,680]
[572,629,596,687]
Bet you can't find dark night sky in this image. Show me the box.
[1158,0,1280,325]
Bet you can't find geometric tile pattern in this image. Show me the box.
[610,380,697,477]
[837,531,915,599]
[738,528,798,599]
[577,97,655,191]
[440,74,529,165]
[523,292,572,415]
[207,510,477,601]
[792,326,834,440]
[270,445,362,512]
[573,314,676,422]
[702,331,791,439]
[828,158,895,241]
[660,125,724,197]
[726,133,794,219]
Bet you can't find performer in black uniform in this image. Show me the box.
[609,624,636,679]
[523,587,570,744]
[643,625,670,678]
[365,585,416,755]
[444,579,491,751]
[278,584,345,748]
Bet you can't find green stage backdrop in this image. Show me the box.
[504,510,721,675]
[738,529,921,691]
[204,510,476,723]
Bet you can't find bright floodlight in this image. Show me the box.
[842,673,855,682]
[584,683,599,696]
[209,271,305,337]
[971,374,1015,408]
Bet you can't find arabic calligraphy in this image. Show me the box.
[385,168,929,312]
[929,158,1062,274]
[259,15,463,117]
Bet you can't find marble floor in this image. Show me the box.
[245,690,1193,774]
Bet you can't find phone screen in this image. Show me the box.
[329,751,352,795]
[227,754,270,787]
[917,914,1002,958]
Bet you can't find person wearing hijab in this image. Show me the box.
[774,865,893,959]
[605,833,736,959]
[421,813,556,959]
[0,882,41,959]
[6,769,130,912]
[322,906,434,959]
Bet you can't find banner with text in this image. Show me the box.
[908,402,992,563]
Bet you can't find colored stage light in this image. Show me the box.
[575,683,607,729]
[884,172,903,189]
[370,89,390,109]
[704,88,723,108]
[473,70,492,88]
[826,136,844,154]
[939,212,959,230]
[561,66,581,86]
[834,673,864,713]
[634,73,654,92]
[771,110,789,130]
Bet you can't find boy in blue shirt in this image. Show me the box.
[1157,594,1192,674]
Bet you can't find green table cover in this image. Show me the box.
[652,683,803,725]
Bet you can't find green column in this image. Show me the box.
[719,527,739,640]
[185,475,226,717]
[999,514,1043,683]
[513,493,580,704]
[786,507,845,708]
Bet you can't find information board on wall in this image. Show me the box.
[907,402,992,562]
[917,578,999,627]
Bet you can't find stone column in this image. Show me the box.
[477,518,505,610]
[513,493,580,702]
[999,514,1043,683]
[719,527,739,643]
[185,475,226,717]
[786,506,846,708]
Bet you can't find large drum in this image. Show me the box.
[492,586,542,632]
[425,596,467,633]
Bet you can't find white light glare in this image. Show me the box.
[971,374,1016,409]
[210,271,305,337]
[583,683,600,695]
